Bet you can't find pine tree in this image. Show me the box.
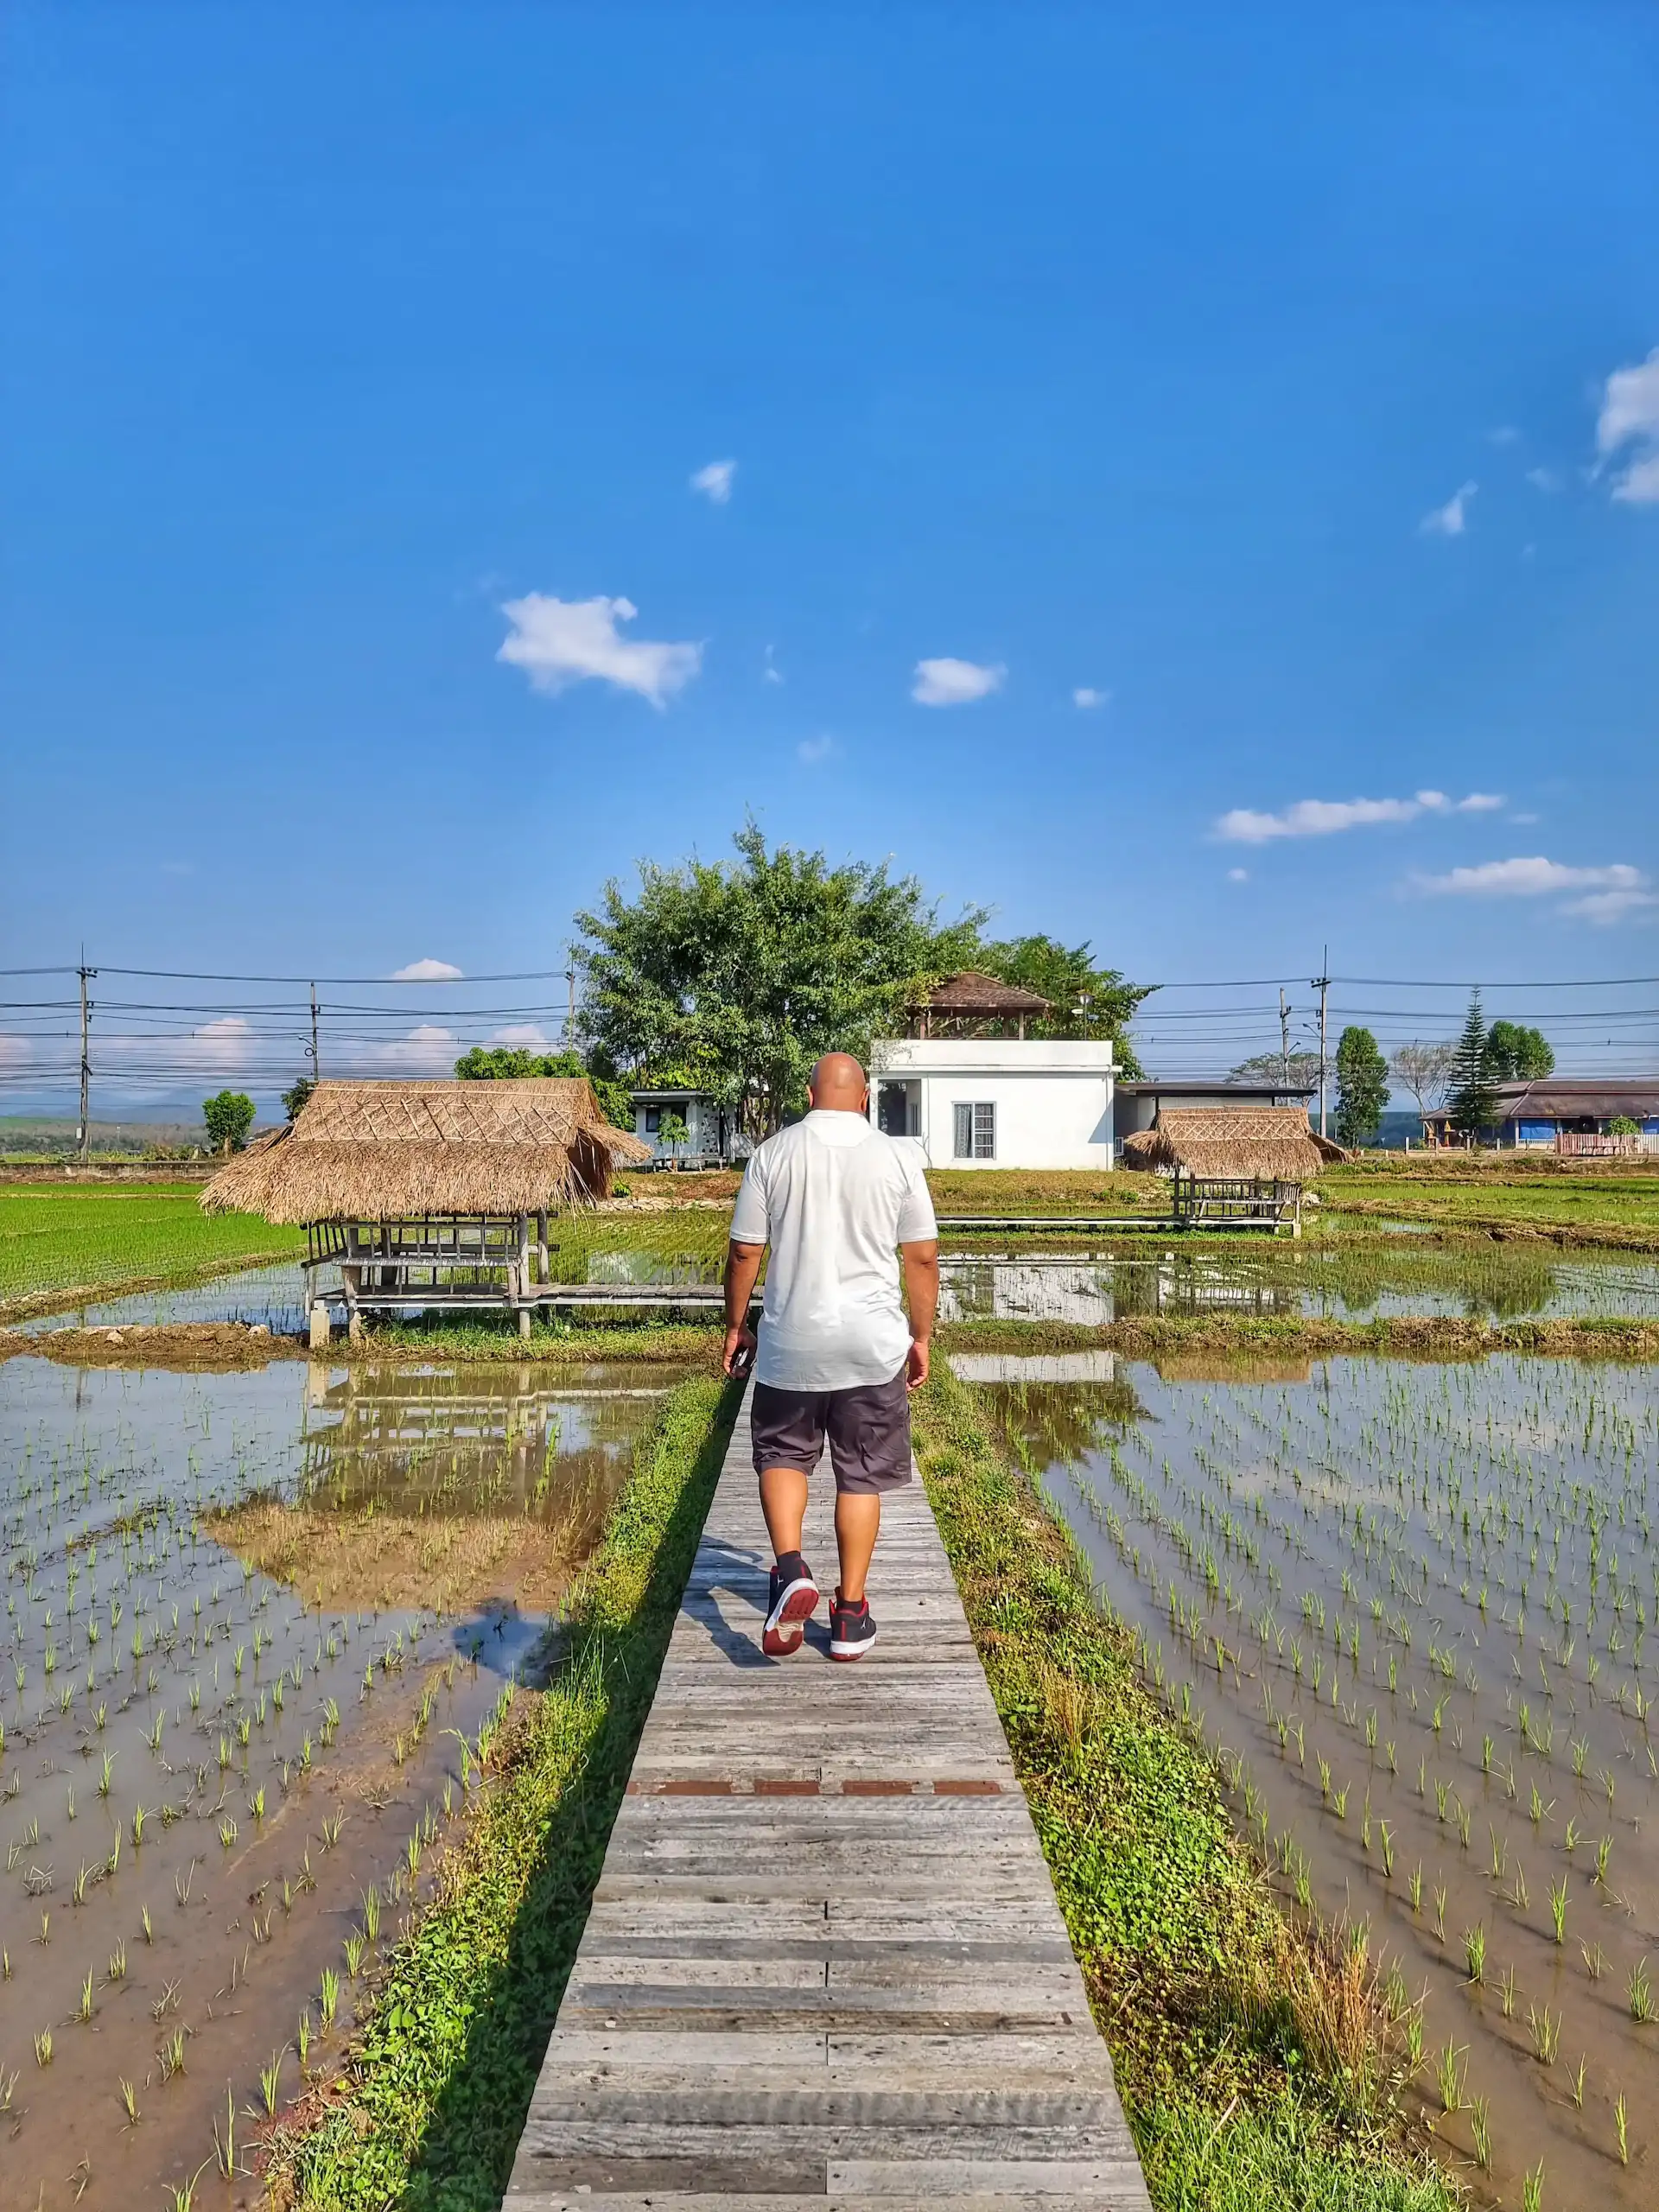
[1447,990,1497,1144]
[1333,1026,1389,1147]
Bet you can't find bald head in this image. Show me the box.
[809,1052,868,1112]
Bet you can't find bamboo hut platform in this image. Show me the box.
[504,1383,1150,2212]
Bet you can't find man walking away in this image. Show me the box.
[722,1052,939,1661]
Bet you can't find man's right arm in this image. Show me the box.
[722,1240,765,1376]
[723,1156,769,1378]
[899,1238,939,1389]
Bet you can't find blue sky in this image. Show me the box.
[3,4,1658,1107]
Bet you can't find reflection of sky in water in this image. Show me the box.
[20,1244,1659,1337]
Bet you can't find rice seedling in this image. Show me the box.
[1528,2003,1560,2064]
[1463,1923,1485,1983]
[1469,2094,1491,2170]
[118,2075,140,2124]
[1615,2091,1629,2164]
[259,2048,286,2116]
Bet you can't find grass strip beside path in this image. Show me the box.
[913,1364,1453,2212]
[270,1373,738,2211]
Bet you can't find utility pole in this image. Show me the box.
[77,954,98,1165]
[309,982,321,1081]
[565,957,577,1041]
[1279,988,1291,1091]
[1310,948,1331,1139]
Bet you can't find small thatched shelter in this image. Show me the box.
[200,1079,649,1340]
[906,970,1052,1040]
[1121,1106,1345,1179]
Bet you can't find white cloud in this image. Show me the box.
[690,459,736,505]
[912,657,1005,707]
[1216,790,1503,843]
[1420,481,1477,536]
[1596,347,1659,503]
[1525,466,1560,493]
[763,645,784,685]
[391,957,463,982]
[498,594,702,708]
[797,734,838,765]
[1226,868,1249,883]
[1488,425,1521,446]
[0,1033,31,1070]
[1072,686,1108,709]
[365,1024,460,1072]
[1611,453,1659,506]
[1415,855,1649,906]
[1567,887,1659,925]
[105,1016,256,1078]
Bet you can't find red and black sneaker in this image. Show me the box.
[762,1551,819,1656]
[829,1590,877,1662]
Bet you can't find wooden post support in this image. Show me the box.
[518,1306,532,1342]
[308,1301,332,1350]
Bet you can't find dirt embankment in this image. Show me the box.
[0,1320,309,1370]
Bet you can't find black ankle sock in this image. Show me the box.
[775,1550,807,1579]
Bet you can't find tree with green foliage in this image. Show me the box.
[1332,1026,1389,1147]
[975,935,1151,1076]
[1483,1019,1554,1083]
[202,1090,257,1156]
[573,822,985,1138]
[281,1075,316,1122]
[453,1044,632,1128]
[1446,991,1498,1144]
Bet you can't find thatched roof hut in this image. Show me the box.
[200,1078,649,1224]
[907,969,1052,1040]
[1121,1106,1345,1179]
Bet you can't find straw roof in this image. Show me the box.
[200,1078,650,1224]
[1121,1106,1344,1179]
[917,969,1052,1014]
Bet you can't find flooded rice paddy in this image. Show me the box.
[0,1355,673,2209]
[22,1237,1659,1340]
[977,1351,1659,2208]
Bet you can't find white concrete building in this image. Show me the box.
[868,1037,1116,1169]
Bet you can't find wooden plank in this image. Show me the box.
[504,1382,1149,2211]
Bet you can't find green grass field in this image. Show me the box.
[0,1181,303,1314]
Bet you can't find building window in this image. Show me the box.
[952,1102,995,1160]
[643,1106,662,1135]
[877,1084,911,1137]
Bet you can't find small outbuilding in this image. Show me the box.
[869,969,1116,1168]
[200,1077,648,1338]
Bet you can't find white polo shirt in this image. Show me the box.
[729,1109,938,1393]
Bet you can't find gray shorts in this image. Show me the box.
[750,1369,914,1495]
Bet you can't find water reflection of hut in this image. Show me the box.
[1120,1106,1344,1232]
[200,1078,648,1342]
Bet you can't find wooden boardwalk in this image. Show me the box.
[505,1385,1150,2211]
